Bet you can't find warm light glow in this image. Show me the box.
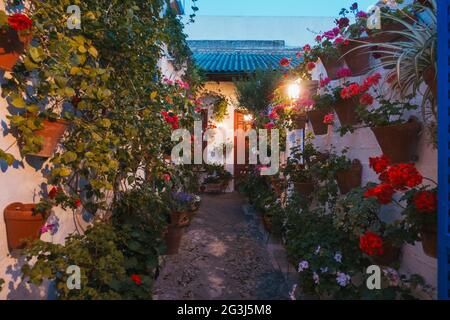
[243,114,253,122]
[287,82,301,100]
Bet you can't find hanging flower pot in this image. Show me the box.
[318,54,346,80]
[339,38,371,76]
[372,243,401,266]
[421,225,437,258]
[294,182,314,197]
[307,109,331,136]
[4,203,47,251]
[27,119,69,158]
[335,159,362,194]
[0,28,32,71]
[333,98,360,126]
[371,118,422,164]
[292,113,307,130]
[164,225,184,255]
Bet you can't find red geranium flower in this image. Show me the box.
[74,198,81,208]
[8,13,33,31]
[337,67,352,79]
[340,83,360,99]
[303,44,311,52]
[131,274,142,285]
[369,155,390,174]
[364,184,394,204]
[384,163,423,190]
[360,231,384,256]
[413,191,437,213]
[279,58,290,67]
[315,35,322,42]
[359,93,374,106]
[335,17,350,29]
[320,77,331,88]
[323,113,334,125]
[307,62,316,71]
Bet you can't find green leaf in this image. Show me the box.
[64,87,76,97]
[29,47,45,63]
[23,57,39,70]
[11,96,26,108]
[62,151,77,163]
[58,167,72,177]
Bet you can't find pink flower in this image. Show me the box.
[334,36,344,45]
[269,110,279,120]
[315,35,322,42]
[264,122,275,129]
[320,77,331,88]
[332,27,341,36]
[356,11,368,18]
[163,78,174,85]
[279,58,290,67]
[163,173,171,182]
[303,44,311,52]
[323,113,334,125]
[40,224,55,235]
[337,67,352,79]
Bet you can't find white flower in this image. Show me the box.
[313,272,320,285]
[334,252,342,263]
[336,272,351,287]
[320,267,329,274]
[298,260,309,272]
[315,245,321,255]
[382,267,400,287]
[289,284,298,300]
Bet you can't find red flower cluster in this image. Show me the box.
[364,183,395,205]
[413,191,437,213]
[381,164,423,190]
[323,113,334,125]
[359,93,374,106]
[336,67,352,79]
[340,83,360,99]
[320,77,331,88]
[360,73,382,92]
[279,58,290,67]
[359,231,384,256]
[307,62,316,71]
[303,44,311,52]
[131,274,142,285]
[8,13,33,31]
[335,17,350,29]
[369,155,390,174]
[161,111,179,129]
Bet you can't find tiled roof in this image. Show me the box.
[188,40,300,75]
[192,52,300,74]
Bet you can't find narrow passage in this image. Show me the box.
[154,193,295,300]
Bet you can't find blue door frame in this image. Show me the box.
[438,0,450,300]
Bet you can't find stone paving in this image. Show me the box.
[153,193,296,300]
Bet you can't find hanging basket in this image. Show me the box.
[339,38,371,76]
[421,225,437,258]
[371,243,402,266]
[292,113,307,130]
[371,118,422,164]
[294,182,314,197]
[318,54,346,80]
[0,29,32,71]
[27,119,69,158]
[335,159,362,194]
[333,99,360,126]
[4,203,47,251]
[307,109,331,136]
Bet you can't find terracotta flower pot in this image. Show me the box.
[333,99,360,126]
[335,159,362,194]
[292,113,307,130]
[421,225,437,258]
[423,66,437,98]
[164,225,184,255]
[28,119,69,158]
[4,203,47,251]
[318,54,346,80]
[372,243,401,266]
[371,118,422,164]
[170,211,190,227]
[307,109,331,136]
[339,38,371,76]
[0,29,32,71]
[294,182,314,197]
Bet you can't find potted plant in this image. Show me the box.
[356,94,421,164]
[3,202,47,251]
[335,158,362,195]
[0,11,33,71]
[291,164,314,197]
[202,164,233,193]
[364,156,437,258]
[332,82,361,127]
[28,118,69,158]
[309,33,346,80]
[308,93,334,135]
